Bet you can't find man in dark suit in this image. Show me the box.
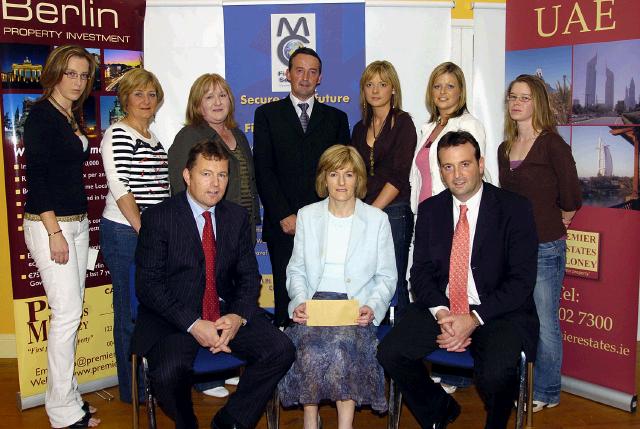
[377,131,539,429]
[131,139,295,429]
[253,47,350,326]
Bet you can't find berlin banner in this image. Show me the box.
[506,0,640,412]
[223,1,365,306]
[0,0,146,409]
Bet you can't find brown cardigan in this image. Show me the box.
[498,131,582,243]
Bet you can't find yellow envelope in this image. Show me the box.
[306,299,360,326]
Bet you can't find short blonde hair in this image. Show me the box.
[40,45,97,111]
[185,73,237,129]
[425,62,468,123]
[359,60,402,126]
[315,145,367,199]
[117,68,164,114]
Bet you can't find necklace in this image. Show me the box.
[49,97,78,132]
[369,115,388,177]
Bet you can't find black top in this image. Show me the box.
[350,110,417,205]
[24,100,89,216]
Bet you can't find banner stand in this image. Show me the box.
[562,376,638,412]
[16,376,118,411]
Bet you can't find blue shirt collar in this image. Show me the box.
[185,190,215,220]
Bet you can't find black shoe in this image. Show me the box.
[433,396,461,429]
[211,409,246,429]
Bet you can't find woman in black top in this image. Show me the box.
[350,60,417,316]
[22,45,100,429]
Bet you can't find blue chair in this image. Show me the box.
[387,346,533,429]
[128,264,278,429]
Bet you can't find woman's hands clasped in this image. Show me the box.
[357,305,374,327]
[293,302,308,324]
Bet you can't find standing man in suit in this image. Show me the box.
[253,47,350,327]
[377,131,539,429]
[131,139,295,429]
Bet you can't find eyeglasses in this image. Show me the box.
[63,71,91,81]
[507,94,532,103]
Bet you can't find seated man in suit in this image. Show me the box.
[377,131,539,429]
[131,139,295,429]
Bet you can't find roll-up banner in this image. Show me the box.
[223,1,365,306]
[0,0,147,409]
[506,0,640,412]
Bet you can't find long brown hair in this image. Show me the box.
[185,73,237,129]
[40,45,96,112]
[503,74,557,156]
[359,60,402,127]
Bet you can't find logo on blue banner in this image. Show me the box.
[271,13,316,92]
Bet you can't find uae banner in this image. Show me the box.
[223,1,365,307]
[0,0,147,409]
[506,0,640,411]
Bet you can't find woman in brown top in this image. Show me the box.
[350,60,417,315]
[498,74,582,413]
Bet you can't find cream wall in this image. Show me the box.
[0,0,509,355]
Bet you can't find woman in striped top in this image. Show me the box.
[99,68,170,403]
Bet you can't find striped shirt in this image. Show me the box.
[101,122,170,225]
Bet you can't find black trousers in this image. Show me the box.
[265,232,294,327]
[146,311,295,429]
[377,304,523,429]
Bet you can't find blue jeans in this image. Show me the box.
[383,203,413,319]
[100,217,142,403]
[533,239,566,404]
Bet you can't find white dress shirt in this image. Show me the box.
[429,184,485,324]
[290,93,315,118]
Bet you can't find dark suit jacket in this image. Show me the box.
[131,192,261,355]
[410,182,539,357]
[253,97,350,241]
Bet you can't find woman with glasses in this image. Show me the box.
[350,60,416,315]
[99,68,170,404]
[498,74,581,413]
[23,45,100,428]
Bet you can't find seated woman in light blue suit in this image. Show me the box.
[278,145,397,429]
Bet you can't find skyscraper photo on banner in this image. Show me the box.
[223,1,365,305]
[0,0,147,409]
[506,0,640,411]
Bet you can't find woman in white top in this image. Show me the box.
[99,68,170,403]
[409,62,494,213]
[279,145,396,429]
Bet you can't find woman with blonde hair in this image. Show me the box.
[99,68,170,403]
[499,74,581,412]
[350,60,416,315]
[169,73,259,242]
[280,145,396,429]
[23,44,100,428]
[409,62,494,213]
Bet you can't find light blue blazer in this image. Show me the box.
[286,198,397,325]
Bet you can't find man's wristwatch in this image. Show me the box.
[240,318,248,327]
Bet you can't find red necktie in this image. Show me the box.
[201,211,220,321]
[449,204,470,315]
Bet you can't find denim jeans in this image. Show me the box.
[24,218,89,428]
[100,217,143,403]
[383,203,413,319]
[533,239,566,404]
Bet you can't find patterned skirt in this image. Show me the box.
[278,292,387,412]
